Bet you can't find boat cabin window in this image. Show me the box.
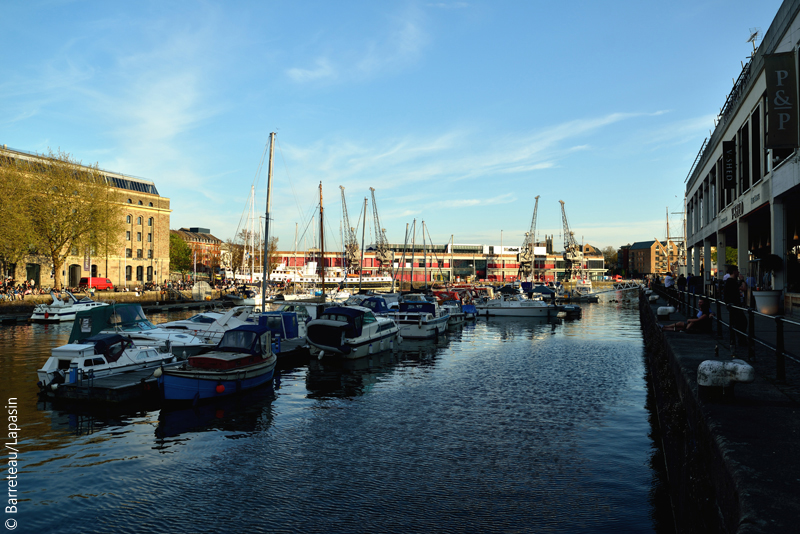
[137,350,157,360]
[362,311,377,324]
[189,315,216,324]
[58,359,72,370]
[323,314,351,323]
[84,358,107,366]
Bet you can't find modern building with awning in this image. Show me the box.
[685,0,800,315]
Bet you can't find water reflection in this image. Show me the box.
[3,300,674,533]
[155,384,276,445]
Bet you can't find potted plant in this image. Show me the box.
[752,254,783,315]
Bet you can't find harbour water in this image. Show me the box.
[2,293,673,533]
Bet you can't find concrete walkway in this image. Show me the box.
[643,290,800,533]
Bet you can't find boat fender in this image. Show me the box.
[215,384,225,394]
[44,312,49,319]
[648,295,659,302]
[318,350,325,360]
[153,367,163,378]
[369,343,373,354]
[51,383,58,391]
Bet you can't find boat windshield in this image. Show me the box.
[188,314,217,324]
[108,306,158,331]
[218,330,258,352]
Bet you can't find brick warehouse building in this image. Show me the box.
[0,146,171,289]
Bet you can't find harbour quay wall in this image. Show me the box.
[639,290,800,533]
[0,290,229,316]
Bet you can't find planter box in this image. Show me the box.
[753,290,781,315]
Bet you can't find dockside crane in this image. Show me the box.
[369,187,394,274]
[517,195,540,281]
[339,186,361,274]
[559,200,586,283]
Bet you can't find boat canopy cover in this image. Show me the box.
[496,285,521,295]
[75,333,130,363]
[400,301,437,314]
[528,285,555,295]
[217,324,269,356]
[319,306,370,337]
[360,297,392,315]
[69,304,150,343]
[258,312,300,339]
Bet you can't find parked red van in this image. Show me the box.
[78,277,114,291]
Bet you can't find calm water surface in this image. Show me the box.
[1,293,673,533]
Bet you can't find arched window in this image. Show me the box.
[137,216,142,225]
[147,266,153,282]
[126,215,131,224]
[138,200,143,205]
[148,217,153,226]
[127,199,132,204]
[149,202,153,207]
[125,266,132,281]
[136,266,143,281]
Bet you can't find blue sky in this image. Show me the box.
[1,0,784,252]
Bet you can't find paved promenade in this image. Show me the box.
[643,290,800,533]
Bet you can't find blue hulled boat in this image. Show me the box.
[158,324,277,402]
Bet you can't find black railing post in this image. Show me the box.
[716,297,723,338]
[747,307,755,361]
[727,303,735,348]
[775,316,785,382]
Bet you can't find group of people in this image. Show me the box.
[0,278,49,301]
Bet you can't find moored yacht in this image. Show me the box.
[474,294,556,317]
[394,294,450,339]
[30,290,110,322]
[306,305,400,359]
[37,333,176,391]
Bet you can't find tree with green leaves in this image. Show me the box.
[0,157,35,277]
[170,233,193,275]
[601,246,618,270]
[711,246,738,268]
[24,149,125,290]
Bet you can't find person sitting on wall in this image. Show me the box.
[661,297,713,333]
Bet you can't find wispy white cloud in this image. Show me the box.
[286,5,428,84]
[286,59,337,83]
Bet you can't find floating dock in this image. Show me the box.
[43,362,183,403]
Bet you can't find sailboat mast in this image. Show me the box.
[261,132,275,309]
[398,222,408,293]
[410,219,416,292]
[319,182,325,300]
[423,220,427,291]
[359,197,367,292]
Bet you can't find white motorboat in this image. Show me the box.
[440,299,465,327]
[306,305,401,359]
[30,291,110,322]
[474,294,556,317]
[37,333,176,391]
[70,304,212,358]
[157,306,253,345]
[393,294,450,339]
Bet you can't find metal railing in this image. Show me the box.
[652,285,800,382]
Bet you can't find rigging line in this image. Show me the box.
[275,137,307,224]
[294,204,319,250]
[423,224,447,281]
